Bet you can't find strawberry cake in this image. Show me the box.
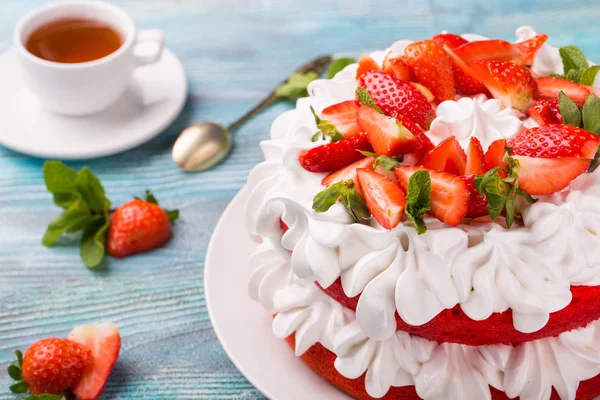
[245,26,600,400]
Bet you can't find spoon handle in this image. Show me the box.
[226,55,333,132]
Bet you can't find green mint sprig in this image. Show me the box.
[553,45,600,86]
[326,57,356,79]
[358,151,404,170]
[276,72,319,100]
[356,87,383,113]
[404,170,431,234]
[310,106,345,142]
[559,91,600,135]
[312,180,370,222]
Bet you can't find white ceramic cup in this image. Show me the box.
[13,0,164,116]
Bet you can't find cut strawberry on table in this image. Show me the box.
[465,137,487,175]
[395,166,469,226]
[359,71,435,129]
[357,104,423,156]
[321,156,375,196]
[469,60,536,112]
[528,99,563,125]
[299,132,373,172]
[453,39,521,62]
[404,40,456,102]
[319,100,361,138]
[445,47,490,96]
[382,52,412,81]
[419,136,467,175]
[432,32,468,49]
[464,174,488,218]
[356,54,381,79]
[356,168,406,230]
[535,77,591,103]
[68,322,121,400]
[513,34,548,66]
[508,124,600,159]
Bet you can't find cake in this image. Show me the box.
[245,26,600,400]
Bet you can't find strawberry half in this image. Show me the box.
[453,39,521,63]
[485,139,509,177]
[445,47,490,96]
[465,137,487,175]
[513,156,590,195]
[321,156,375,196]
[359,71,435,129]
[382,52,412,81]
[299,133,373,172]
[356,168,406,230]
[404,40,456,102]
[419,136,467,175]
[469,60,536,112]
[535,77,591,103]
[357,104,423,156]
[464,174,488,218]
[513,34,548,66]
[395,166,469,226]
[68,322,121,400]
[432,33,468,49]
[356,54,381,79]
[321,100,361,137]
[509,125,600,159]
[528,99,563,125]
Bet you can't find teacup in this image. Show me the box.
[13,0,164,116]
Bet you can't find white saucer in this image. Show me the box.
[0,47,187,159]
[205,186,351,400]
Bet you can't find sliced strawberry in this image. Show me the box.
[382,52,412,81]
[280,219,289,233]
[395,166,469,226]
[528,99,563,125]
[357,105,422,156]
[419,136,467,175]
[404,40,456,102]
[465,137,487,175]
[68,322,121,400]
[535,77,591,103]
[321,100,361,137]
[409,82,435,102]
[509,125,600,159]
[514,156,590,195]
[485,139,509,177]
[321,156,375,196]
[356,54,381,79]
[469,60,536,112]
[359,71,435,129]
[513,34,548,66]
[356,168,406,230]
[464,174,488,218]
[299,133,373,173]
[432,33,468,49]
[445,47,490,96]
[454,39,521,62]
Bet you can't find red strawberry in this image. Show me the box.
[359,71,435,129]
[453,39,521,62]
[356,168,406,230]
[356,54,381,79]
[321,100,361,137]
[513,156,590,195]
[485,139,509,177]
[513,34,548,66]
[107,196,176,258]
[535,77,591,103]
[395,166,469,226]
[528,99,563,125]
[280,219,289,233]
[445,47,490,96]
[321,156,375,196]
[465,137,487,175]
[469,60,536,112]
[298,133,373,172]
[382,52,412,81]
[432,33,468,49]
[464,174,488,218]
[410,82,435,102]
[509,125,600,159]
[357,105,423,156]
[68,322,121,400]
[404,40,456,102]
[18,338,93,395]
[419,136,467,175]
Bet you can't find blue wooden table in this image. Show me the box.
[1,1,599,399]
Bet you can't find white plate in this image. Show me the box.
[205,186,351,400]
[0,47,187,159]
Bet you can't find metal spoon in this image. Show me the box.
[172,55,333,172]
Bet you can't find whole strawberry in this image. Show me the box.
[107,190,178,258]
[9,338,93,395]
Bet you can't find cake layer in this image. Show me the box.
[321,279,600,346]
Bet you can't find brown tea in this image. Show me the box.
[25,17,123,63]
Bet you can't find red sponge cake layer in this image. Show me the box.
[320,279,600,346]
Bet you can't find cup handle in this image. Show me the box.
[133,30,164,67]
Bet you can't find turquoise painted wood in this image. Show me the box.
[1,1,599,399]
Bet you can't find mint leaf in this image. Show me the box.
[310,106,344,142]
[25,395,66,400]
[475,168,512,220]
[75,167,110,213]
[356,87,383,113]
[374,155,403,171]
[580,66,600,86]
[313,181,344,213]
[276,72,319,100]
[560,45,589,75]
[405,170,431,234]
[326,57,356,79]
[43,161,78,194]
[340,185,370,222]
[42,200,93,246]
[566,68,584,83]
[559,91,583,127]
[10,381,29,394]
[80,219,108,268]
[583,93,600,135]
